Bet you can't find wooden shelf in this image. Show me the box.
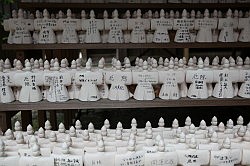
[0,97,249,111]
[2,42,250,50]
[19,2,250,10]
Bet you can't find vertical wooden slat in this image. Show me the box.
[21,110,32,130]
[0,112,7,131]
[48,110,57,130]
[38,110,46,128]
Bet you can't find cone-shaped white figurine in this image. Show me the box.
[105,60,132,101]
[213,58,239,98]
[195,9,217,42]
[177,137,210,166]
[34,9,57,44]
[218,9,237,42]
[0,62,15,103]
[82,10,103,43]
[43,61,71,102]
[173,9,194,43]
[238,58,250,98]
[186,58,213,99]
[133,60,158,100]
[210,137,242,166]
[75,60,102,101]
[159,59,185,100]
[68,60,81,99]
[14,61,43,102]
[105,9,127,43]
[128,9,150,43]
[151,9,173,43]
[57,9,81,43]
[238,12,250,42]
[3,9,33,44]
[3,10,17,44]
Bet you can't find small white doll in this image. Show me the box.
[158,60,185,100]
[173,9,195,43]
[57,9,81,43]
[105,9,127,43]
[133,61,158,100]
[68,60,80,100]
[218,9,238,42]
[238,57,250,98]
[34,9,57,44]
[0,139,19,165]
[78,10,87,43]
[82,10,104,43]
[75,60,103,101]
[151,9,173,43]
[213,59,239,98]
[3,10,17,44]
[195,9,217,42]
[238,11,250,42]
[186,58,213,99]
[43,62,71,102]
[0,64,15,103]
[33,10,42,44]
[210,138,242,166]
[128,9,150,43]
[177,137,210,166]
[5,9,34,44]
[14,62,43,102]
[105,60,132,101]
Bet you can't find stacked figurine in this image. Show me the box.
[0,55,249,103]
[3,8,250,44]
[1,116,250,165]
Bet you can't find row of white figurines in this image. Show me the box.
[3,8,250,45]
[0,55,250,103]
[1,116,250,165]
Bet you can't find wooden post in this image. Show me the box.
[48,110,57,130]
[38,110,46,128]
[21,110,32,130]
[0,112,7,131]
[183,48,189,60]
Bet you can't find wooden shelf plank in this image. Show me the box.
[19,3,250,10]
[2,42,250,50]
[0,98,249,111]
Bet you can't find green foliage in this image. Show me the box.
[2,0,15,4]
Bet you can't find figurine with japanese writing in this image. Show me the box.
[105,60,132,101]
[213,59,239,98]
[105,9,127,43]
[238,11,250,42]
[5,9,33,44]
[238,57,250,98]
[151,9,173,43]
[186,58,213,99]
[177,137,210,166]
[14,62,43,102]
[82,10,104,43]
[128,9,150,43]
[218,9,237,42]
[43,61,71,102]
[210,137,242,166]
[0,64,15,103]
[79,10,86,43]
[68,60,80,99]
[158,60,185,100]
[57,9,81,43]
[34,9,57,44]
[173,9,194,43]
[75,60,103,101]
[133,61,158,100]
[3,10,17,44]
[195,9,217,42]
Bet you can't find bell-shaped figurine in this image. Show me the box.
[34,9,57,43]
[82,10,104,43]
[218,9,238,42]
[105,60,132,101]
[128,9,150,43]
[75,60,103,101]
[173,9,195,43]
